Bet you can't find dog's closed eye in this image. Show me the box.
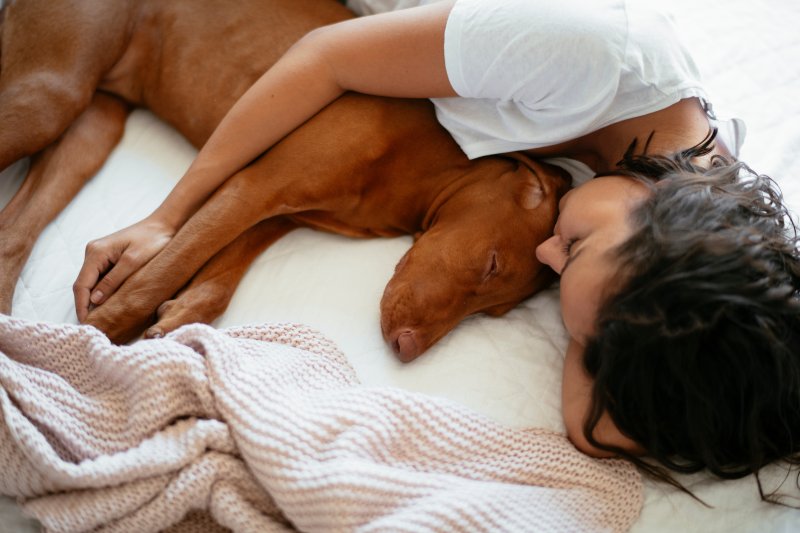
[483,251,499,281]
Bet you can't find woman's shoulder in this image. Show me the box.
[622,1,704,88]
[449,0,628,42]
[445,0,628,100]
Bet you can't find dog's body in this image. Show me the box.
[0,0,569,360]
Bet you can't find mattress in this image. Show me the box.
[1,0,799,531]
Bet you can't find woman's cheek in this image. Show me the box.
[559,276,601,345]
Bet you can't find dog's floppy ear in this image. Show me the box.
[502,152,546,210]
[516,177,544,210]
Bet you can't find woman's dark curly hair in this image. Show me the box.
[585,130,800,504]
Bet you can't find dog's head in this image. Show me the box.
[380,155,571,362]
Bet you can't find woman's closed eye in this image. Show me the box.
[534,233,579,276]
[562,238,577,256]
[560,237,582,276]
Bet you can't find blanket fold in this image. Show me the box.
[0,317,642,532]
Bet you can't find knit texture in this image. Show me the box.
[0,316,642,532]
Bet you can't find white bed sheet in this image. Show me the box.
[1,0,799,531]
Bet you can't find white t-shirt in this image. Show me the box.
[347,0,745,182]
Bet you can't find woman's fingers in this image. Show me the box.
[88,251,142,307]
[73,238,122,322]
[74,218,176,322]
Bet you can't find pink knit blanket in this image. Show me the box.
[0,316,642,532]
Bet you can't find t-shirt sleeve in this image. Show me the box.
[443,0,626,118]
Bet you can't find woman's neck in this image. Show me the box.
[526,97,729,174]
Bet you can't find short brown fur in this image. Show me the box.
[0,0,569,360]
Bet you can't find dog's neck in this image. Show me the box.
[418,158,512,233]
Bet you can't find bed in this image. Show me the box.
[1,0,799,530]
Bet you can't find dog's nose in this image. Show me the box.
[390,329,421,362]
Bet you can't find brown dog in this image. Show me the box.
[0,0,569,361]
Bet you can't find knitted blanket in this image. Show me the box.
[0,316,642,532]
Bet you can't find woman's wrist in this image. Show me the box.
[150,175,208,232]
[152,164,225,232]
[146,206,183,234]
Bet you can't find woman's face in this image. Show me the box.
[535,176,650,344]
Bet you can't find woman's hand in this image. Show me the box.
[73,216,176,322]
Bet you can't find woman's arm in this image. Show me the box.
[561,338,645,457]
[74,0,458,319]
[152,0,458,230]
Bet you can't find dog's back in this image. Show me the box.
[99,0,354,147]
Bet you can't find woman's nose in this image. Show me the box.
[535,235,566,275]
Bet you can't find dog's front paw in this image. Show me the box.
[144,279,232,339]
[84,289,159,344]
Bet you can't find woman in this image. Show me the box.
[537,132,800,496]
[73,0,800,497]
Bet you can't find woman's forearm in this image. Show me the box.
[150,35,345,230]
[150,0,457,231]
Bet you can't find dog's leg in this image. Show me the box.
[145,217,298,339]
[84,94,405,343]
[83,132,363,344]
[0,92,129,313]
[0,0,130,170]
[84,161,294,342]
